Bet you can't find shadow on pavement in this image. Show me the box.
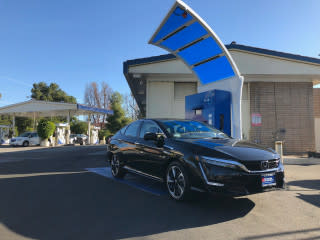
[0,171,255,240]
[296,194,320,208]
[288,180,320,208]
[0,145,106,175]
[288,180,320,191]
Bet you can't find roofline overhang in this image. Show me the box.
[123,43,320,76]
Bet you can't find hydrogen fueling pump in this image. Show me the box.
[185,90,231,136]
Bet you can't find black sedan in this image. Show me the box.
[107,119,285,201]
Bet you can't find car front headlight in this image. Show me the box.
[201,156,249,172]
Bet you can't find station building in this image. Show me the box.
[124,43,320,154]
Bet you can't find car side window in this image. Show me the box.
[33,133,38,138]
[124,121,141,137]
[139,121,162,138]
[120,126,128,135]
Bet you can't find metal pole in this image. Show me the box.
[12,114,15,137]
[88,114,91,145]
[33,112,36,131]
[275,141,283,164]
[66,111,70,144]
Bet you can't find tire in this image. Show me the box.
[166,161,191,201]
[22,141,29,147]
[110,154,126,178]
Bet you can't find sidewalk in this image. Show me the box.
[283,155,320,165]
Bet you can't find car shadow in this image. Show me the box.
[0,171,255,240]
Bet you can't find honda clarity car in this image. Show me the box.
[107,119,285,201]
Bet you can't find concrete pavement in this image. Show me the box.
[0,145,318,240]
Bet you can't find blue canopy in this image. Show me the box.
[149,0,241,85]
[77,104,114,115]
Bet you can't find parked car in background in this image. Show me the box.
[74,134,88,145]
[10,132,40,147]
[107,119,285,201]
[69,134,77,144]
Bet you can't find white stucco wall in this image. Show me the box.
[130,49,320,140]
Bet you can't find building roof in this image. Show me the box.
[123,43,320,74]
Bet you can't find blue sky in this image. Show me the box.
[0,0,320,107]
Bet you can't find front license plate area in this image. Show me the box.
[261,173,276,187]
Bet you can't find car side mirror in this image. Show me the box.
[144,132,157,141]
[144,132,165,148]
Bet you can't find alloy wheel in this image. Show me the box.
[167,165,186,199]
[111,155,120,176]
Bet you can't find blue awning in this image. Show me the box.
[77,104,114,115]
[149,1,240,85]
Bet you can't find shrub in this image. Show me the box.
[37,119,55,139]
[98,129,111,140]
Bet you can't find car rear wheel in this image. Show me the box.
[110,154,126,178]
[23,141,29,147]
[166,161,190,201]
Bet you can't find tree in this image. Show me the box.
[123,93,141,120]
[70,120,88,134]
[31,82,76,103]
[15,117,33,135]
[84,81,112,127]
[106,92,131,134]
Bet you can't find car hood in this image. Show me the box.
[176,138,279,161]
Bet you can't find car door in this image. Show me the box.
[121,121,142,169]
[136,120,169,178]
[29,133,38,145]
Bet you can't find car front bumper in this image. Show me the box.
[10,142,23,146]
[199,162,285,196]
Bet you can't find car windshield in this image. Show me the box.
[160,120,230,139]
[19,132,31,137]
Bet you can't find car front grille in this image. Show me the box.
[11,139,16,142]
[242,159,280,171]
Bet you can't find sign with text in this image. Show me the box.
[251,113,262,126]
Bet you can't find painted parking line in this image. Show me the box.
[85,167,167,197]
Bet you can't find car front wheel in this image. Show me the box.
[110,154,126,178]
[23,141,29,147]
[166,161,190,201]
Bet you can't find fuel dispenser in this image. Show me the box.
[185,89,231,136]
[0,125,10,145]
[90,126,100,145]
[55,123,69,145]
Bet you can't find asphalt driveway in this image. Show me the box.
[0,145,319,240]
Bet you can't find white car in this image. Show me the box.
[10,132,40,147]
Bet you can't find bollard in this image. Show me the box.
[275,141,283,164]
